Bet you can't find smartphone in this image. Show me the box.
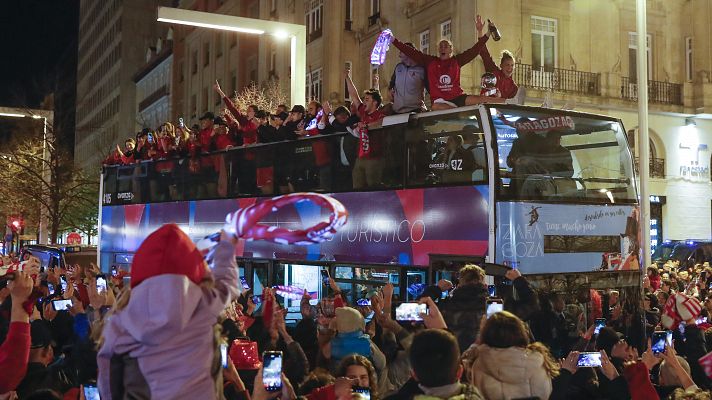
[111,266,118,277]
[52,299,73,311]
[594,318,606,335]
[179,117,185,129]
[440,289,449,300]
[486,299,504,319]
[147,133,154,143]
[321,269,330,286]
[47,282,55,295]
[395,302,427,322]
[60,275,68,293]
[83,383,100,400]
[356,298,371,307]
[354,386,371,400]
[577,352,602,367]
[652,330,673,354]
[251,295,262,305]
[240,276,251,290]
[96,275,107,294]
[220,342,228,368]
[122,276,131,287]
[487,284,496,297]
[262,351,283,392]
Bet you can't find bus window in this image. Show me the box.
[408,110,487,186]
[491,106,635,203]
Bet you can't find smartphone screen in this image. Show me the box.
[52,299,73,311]
[486,299,504,319]
[60,275,68,293]
[83,384,100,400]
[440,289,449,300]
[321,269,330,286]
[47,282,55,295]
[240,276,250,290]
[263,351,283,392]
[395,303,427,322]
[96,276,107,294]
[220,343,228,368]
[487,284,496,297]
[111,267,118,277]
[652,331,672,354]
[356,298,371,307]
[594,318,606,335]
[354,386,371,400]
[252,295,262,305]
[577,352,602,367]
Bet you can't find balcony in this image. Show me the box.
[633,157,666,178]
[307,27,322,43]
[513,64,601,96]
[621,77,683,105]
[368,12,380,27]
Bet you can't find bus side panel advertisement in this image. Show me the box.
[495,202,640,274]
[100,186,489,267]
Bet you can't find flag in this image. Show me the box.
[370,29,393,66]
[700,351,712,378]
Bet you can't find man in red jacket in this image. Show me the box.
[392,17,504,110]
[0,271,33,394]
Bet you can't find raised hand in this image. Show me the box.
[322,101,332,115]
[560,351,579,374]
[476,15,485,37]
[599,350,619,380]
[9,270,33,303]
[214,80,225,97]
[418,296,447,330]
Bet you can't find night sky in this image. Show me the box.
[0,0,79,108]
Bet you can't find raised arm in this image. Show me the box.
[392,38,435,66]
[344,69,362,107]
[201,232,240,316]
[215,80,245,122]
[454,34,489,66]
[475,15,499,72]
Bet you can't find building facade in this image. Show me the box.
[134,36,173,131]
[74,0,172,170]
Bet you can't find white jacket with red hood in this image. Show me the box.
[98,224,239,400]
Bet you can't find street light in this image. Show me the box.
[157,7,307,107]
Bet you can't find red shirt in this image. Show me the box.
[214,133,235,150]
[0,322,30,393]
[357,104,385,159]
[480,38,519,99]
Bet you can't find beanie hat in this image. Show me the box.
[130,224,206,288]
[335,307,365,333]
[595,327,624,357]
[662,293,703,329]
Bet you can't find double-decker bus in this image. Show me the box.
[100,104,640,325]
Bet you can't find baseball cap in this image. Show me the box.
[199,112,215,121]
[290,105,305,114]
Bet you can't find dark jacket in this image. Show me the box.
[502,276,540,323]
[16,362,67,398]
[440,284,488,351]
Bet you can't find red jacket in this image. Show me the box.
[356,104,385,159]
[0,321,30,393]
[222,96,259,146]
[480,38,519,99]
[306,114,331,167]
[393,36,487,101]
[623,361,659,400]
[214,133,235,151]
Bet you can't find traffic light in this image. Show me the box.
[7,216,23,233]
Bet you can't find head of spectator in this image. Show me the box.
[276,104,288,115]
[362,89,382,114]
[124,138,136,152]
[307,101,322,119]
[551,293,565,313]
[679,270,690,282]
[643,292,659,311]
[399,42,418,66]
[136,131,148,148]
[336,355,377,394]
[662,279,674,294]
[255,110,268,125]
[659,355,692,387]
[500,50,515,78]
[609,290,620,307]
[657,290,670,307]
[289,105,305,122]
[596,327,634,362]
[437,39,454,61]
[199,112,215,130]
[246,104,258,120]
[648,265,660,278]
[446,135,464,153]
[29,320,54,367]
[214,117,228,135]
[297,369,335,396]
[457,264,485,288]
[272,112,288,128]
[333,106,351,125]
[704,295,712,314]
[410,329,462,388]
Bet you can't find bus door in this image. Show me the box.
[402,266,429,301]
[239,259,271,313]
[272,262,330,324]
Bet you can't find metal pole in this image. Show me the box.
[38,117,49,244]
[636,0,651,270]
[97,172,104,271]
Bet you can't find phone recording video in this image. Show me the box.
[47,282,55,296]
[111,266,118,277]
[577,352,602,368]
[96,275,107,294]
[262,351,283,392]
[240,276,251,290]
[83,383,100,400]
[356,298,371,307]
[353,386,371,400]
[60,275,68,293]
[321,269,330,286]
[594,318,606,335]
[221,343,228,369]
[52,299,73,311]
[486,299,503,319]
[487,284,496,297]
[652,331,672,354]
[395,302,427,322]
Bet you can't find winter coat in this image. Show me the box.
[469,344,553,400]
[440,284,487,351]
[413,383,485,400]
[97,239,239,400]
[331,330,372,361]
[0,321,29,393]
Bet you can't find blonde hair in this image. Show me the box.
[93,285,132,348]
[500,50,515,64]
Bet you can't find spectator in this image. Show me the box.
[648,266,662,291]
[302,101,333,191]
[476,15,520,100]
[437,134,476,183]
[0,270,32,394]
[468,311,558,400]
[385,42,427,115]
[335,355,379,399]
[439,264,487,351]
[97,225,239,399]
[344,69,386,189]
[16,320,62,397]
[114,138,136,165]
[391,19,503,110]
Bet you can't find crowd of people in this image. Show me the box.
[4,224,712,399]
[102,15,521,198]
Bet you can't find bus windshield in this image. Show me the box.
[490,106,636,204]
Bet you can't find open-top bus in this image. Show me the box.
[100,104,640,324]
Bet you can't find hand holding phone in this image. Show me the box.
[52,299,73,311]
[96,275,107,294]
[577,352,602,367]
[262,351,283,392]
[652,331,672,354]
[395,302,427,322]
[83,383,100,400]
[486,299,504,319]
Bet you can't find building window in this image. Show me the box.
[308,68,323,101]
[247,56,257,84]
[345,0,352,31]
[369,65,379,90]
[344,61,352,101]
[369,0,380,26]
[270,50,277,75]
[230,33,237,48]
[686,37,693,82]
[202,87,209,113]
[628,32,651,83]
[230,69,237,96]
[191,49,198,74]
[419,30,430,54]
[531,16,557,72]
[203,42,210,67]
[306,0,323,41]
[440,19,452,41]
[190,94,197,118]
[216,33,223,58]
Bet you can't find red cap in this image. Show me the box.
[130,224,206,288]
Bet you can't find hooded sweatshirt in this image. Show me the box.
[98,224,239,400]
[469,344,552,400]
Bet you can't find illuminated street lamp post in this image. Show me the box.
[156,6,306,107]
